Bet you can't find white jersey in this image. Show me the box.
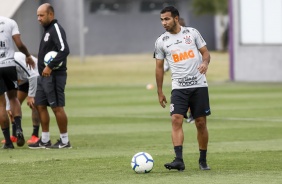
[154,26,208,89]
[14,52,39,97]
[0,16,20,67]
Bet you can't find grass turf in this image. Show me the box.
[1,52,282,183]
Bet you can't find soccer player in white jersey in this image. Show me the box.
[0,16,35,149]
[154,6,211,171]
[163,17,195,124]
[1,52,40,145]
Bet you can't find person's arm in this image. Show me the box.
[198,46,211,74]
[48,27,69,70]
[156,59,167,108]
[26,76,37,109]
[12,34,35,69]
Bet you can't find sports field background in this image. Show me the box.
[1,52,282,184]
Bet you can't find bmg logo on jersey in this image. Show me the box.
[171,50,195,63]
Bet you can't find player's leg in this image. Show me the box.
[16,90,27,141]
[28,105,51,149]
[164,89,189,171]
[6,89,24,147]
[47,75,71,149]
[191,87,211,170]
[30,108,40,140]
[1,92,17,144]
[0,68,16,148]
[195,116,210,170]
[28,77,51,149]
[26,108,41,143]
[0,92,14,149]
[4,66,24,147]
[18,84,40,143]
[52,106,68,133]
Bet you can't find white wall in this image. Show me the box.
[230,0,282,82]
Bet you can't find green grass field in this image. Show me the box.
[1,52,282,184]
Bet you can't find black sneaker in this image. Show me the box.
[16,128,25,147]
[28,138,51,149]
[2,143,14,149]
[199,162,211,170]
[164,157,185,171]
[46,139,72,149]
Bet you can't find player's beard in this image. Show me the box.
[167,20,177,33]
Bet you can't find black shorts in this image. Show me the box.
[18,82,29,93]
[0,66,18,95]
[170,87,211,119]
[35,75,67,108]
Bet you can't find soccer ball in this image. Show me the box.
[131,152,154,173]
[44,51,62,69]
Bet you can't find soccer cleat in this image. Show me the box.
[16,129,25,147]
[2,143,14,149]
[46,139,72,149]
[27,135,40,144]
[28,138,51,149]
[1,136,18,144]
[164,158,185,171]
[199,162,211,170]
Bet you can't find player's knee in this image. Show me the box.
[195,117,207,129]
[171,114,183,127]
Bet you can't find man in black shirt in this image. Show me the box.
[28,3,71,149]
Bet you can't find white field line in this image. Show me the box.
[66,114,282,122]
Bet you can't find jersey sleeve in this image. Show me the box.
[10,19,20,36]
[191,28,206,49]
[27,56,39,79]
[154,37,165,60]
[48,24,69,69]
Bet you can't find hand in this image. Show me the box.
[42,66,52,77]
[27,96,35,109]
[158,92,167,108]
[198,61,208,74]
[26,56,35,69]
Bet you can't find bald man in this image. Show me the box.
[28,3,71,149]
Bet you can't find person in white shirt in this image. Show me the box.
[154,6,211,171]
[0,16,35,149]
[1,52,40,145]
[162,17,194,124]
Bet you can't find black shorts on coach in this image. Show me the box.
[170,87,211,119]
[35,75,66,108]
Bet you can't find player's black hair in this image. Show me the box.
[160,6,180,18]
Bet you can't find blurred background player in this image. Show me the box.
[1,52,40,145]
[162,17,194,124]
[0,16,35,149]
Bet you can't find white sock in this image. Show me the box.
[41,132,50,143]
[60,133,69,144]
